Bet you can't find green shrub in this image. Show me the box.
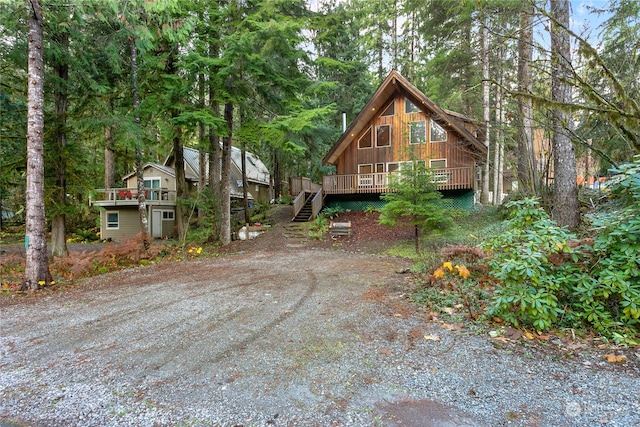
[308,216,329,240]
[483,175,640,344]
[321,206,344,220]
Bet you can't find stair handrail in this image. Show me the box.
[311,188,323,220]
[292,190,306,220]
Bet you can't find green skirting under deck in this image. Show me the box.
[324,190,476,211]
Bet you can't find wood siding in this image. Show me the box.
[335,94,477,177]
[100,208,141,242]
[125,166,176,190]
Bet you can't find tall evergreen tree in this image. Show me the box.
[550,0,580,228]
[23,0,52,290]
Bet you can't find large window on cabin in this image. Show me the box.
[358,127,372,149]
[358,164,373,186]
[409,120,427,144]
[376,124,391,147]
[405,98,420,113]
[430,120,447,142]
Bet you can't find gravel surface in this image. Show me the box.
[1,212,639,426]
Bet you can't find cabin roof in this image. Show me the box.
[121,162,199,182]
[167,146,270,186]
[323,70,487,165]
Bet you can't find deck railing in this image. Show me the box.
[322,167,473,195]
[289,177,322,196]
[92,188,176,204]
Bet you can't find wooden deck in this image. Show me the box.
[91,187,177,207]
[321,167,474,195]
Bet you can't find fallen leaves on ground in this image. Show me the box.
[604,354,627,363]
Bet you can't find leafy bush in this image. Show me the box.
[321,206,344,220]
[308,215,329,240]
[482,198,585,331]
[483,166,640,343]
[579,156,640,341]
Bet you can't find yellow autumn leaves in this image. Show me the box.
[433,261,471,280]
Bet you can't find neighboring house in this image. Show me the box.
[165,146,271,202]
[291,70,486,219]
[92,146,270,241]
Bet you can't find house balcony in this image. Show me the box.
[91,187,177,207]
[322,167,474,195]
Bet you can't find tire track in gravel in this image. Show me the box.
[9,267,286,361]
[135,270,319,379]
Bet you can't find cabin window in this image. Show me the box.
[381,101,395,117]
[430,120,447,142]
[375,163,385,185]
[106,211,119,229]
[376,124,391,147]
[409,120,427,144]
[162,211,174,220]
[144,177,161,200]
[430,159,449,183]
[430,159,447,169]
[358,164,373,186]
[405,98,420,113]
[358,127,372,149]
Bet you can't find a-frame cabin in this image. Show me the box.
[291,70,487,221]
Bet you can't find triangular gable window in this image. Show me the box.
[405,98,420,113]
[381,101,395,117]
[358,126,372,149]
[430,120,447,142]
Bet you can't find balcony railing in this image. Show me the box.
[289,176,322,196]
[91,188,176,206]
[322,167,473,195]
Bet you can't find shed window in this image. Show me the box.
[376,124,391,147]
[162,211,174,220]
[409,120,427,144]
[106,212,119,229]
[358,127,372,149]
[405,99,420,113]
[430,120,447,142]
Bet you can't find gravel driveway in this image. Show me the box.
[1,242,639,426]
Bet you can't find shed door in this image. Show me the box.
[152,210,162,238]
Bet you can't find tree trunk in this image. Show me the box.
[130,37,148,244]
[104,125,116,189]
[173,123,187,242]
[493,45,505,205]
[241,138,250,225]
[23,0,52,290]
[198,73,207,217]
[50,26,69,258]
[550,0,580,229]
[272,151,281,201]
[480,19,491,204]
[220,101,233,246]
[517,5,537,195]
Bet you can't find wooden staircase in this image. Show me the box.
[292,192,315,222]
